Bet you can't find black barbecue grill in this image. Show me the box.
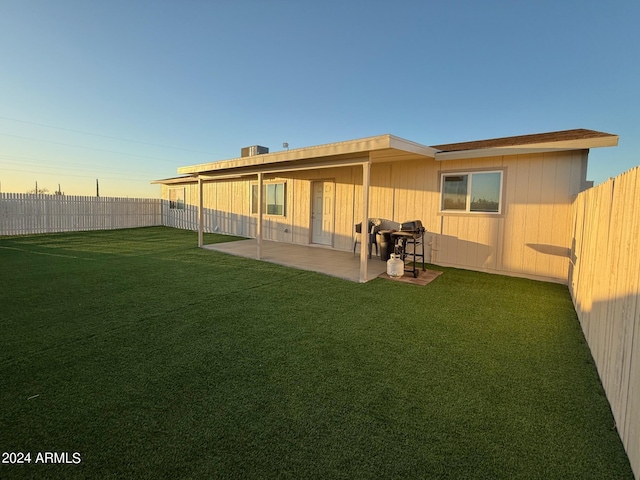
[391,220,426,278]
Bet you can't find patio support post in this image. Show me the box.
[257,172,263,260]
[359,161,371,283]
[198,176,204,248]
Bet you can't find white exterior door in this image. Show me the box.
[311,181,334,245]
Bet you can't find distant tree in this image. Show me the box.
[27,187,49,194]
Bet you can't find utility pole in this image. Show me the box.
[96,178,99,197]
[35,181,38,195]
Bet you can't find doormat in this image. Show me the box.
[378,269,443,286]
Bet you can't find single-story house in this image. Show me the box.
[153,128,618,283]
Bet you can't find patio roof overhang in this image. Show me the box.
[151,176,197,185]
[175,134,437,179]
[165,135,437,283]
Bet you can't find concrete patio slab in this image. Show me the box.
[203,239,388,282]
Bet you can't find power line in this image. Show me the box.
[0,162,153,180]
[0,153,156,176]
[0,132,184,164]
[0,166,152,183]
[0,115,221,156]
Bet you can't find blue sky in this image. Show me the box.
[1,0,638,197]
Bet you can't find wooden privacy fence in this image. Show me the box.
[162,203,200,232]
[570,166,640,479]
[0,193,163,236]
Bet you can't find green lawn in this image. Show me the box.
[0,227,633,479]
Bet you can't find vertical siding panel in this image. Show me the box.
[369,165,381,219]
[283,178,293,243]
[217,182,230,234]
[422,161,437,235]
[394,162,408,221]
[405,160,418,222]
[232,181,243,236]
[522,154,543,276]
[326,176,338,249]
[332,168,352,250]
[550,154,572,279]
[241,179,252,238]
[353,165,363,241]
[465,216,478,267]
[207,182,217,234]
[535,153,557,277]
[347,168,357,249]
[289,177,305,244]
[442,215,459,264]
[216,181,229,233]
[300,178,311,245]
[370,164,393,221]
[290,176,299,244]
[477,217,493,269]
[412,161,424,230]
[504,155,528,273]
[489,157,504,271]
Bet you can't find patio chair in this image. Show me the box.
[353,219,381,259]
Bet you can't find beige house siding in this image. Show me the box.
[161,150,588,283]
[432,150,587,282]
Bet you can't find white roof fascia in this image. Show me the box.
[178,134,434,175]
[388,135,438,158]
[151,176,197,185]
[199,156,369,181]
[434,135,619,161]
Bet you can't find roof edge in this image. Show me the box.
[177,134,401,175]
[432,128,617,153]
[151,176,197,185]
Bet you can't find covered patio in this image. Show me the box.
[175,134,438,282]
[203,239,388,282]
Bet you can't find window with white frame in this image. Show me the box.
[169,187,185,210]
[440,171,503,213]
[251,182,286,216]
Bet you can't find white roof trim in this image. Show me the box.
[177,134,437,175]
[151,176,197,185]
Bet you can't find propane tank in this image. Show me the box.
[387,254,404,278]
